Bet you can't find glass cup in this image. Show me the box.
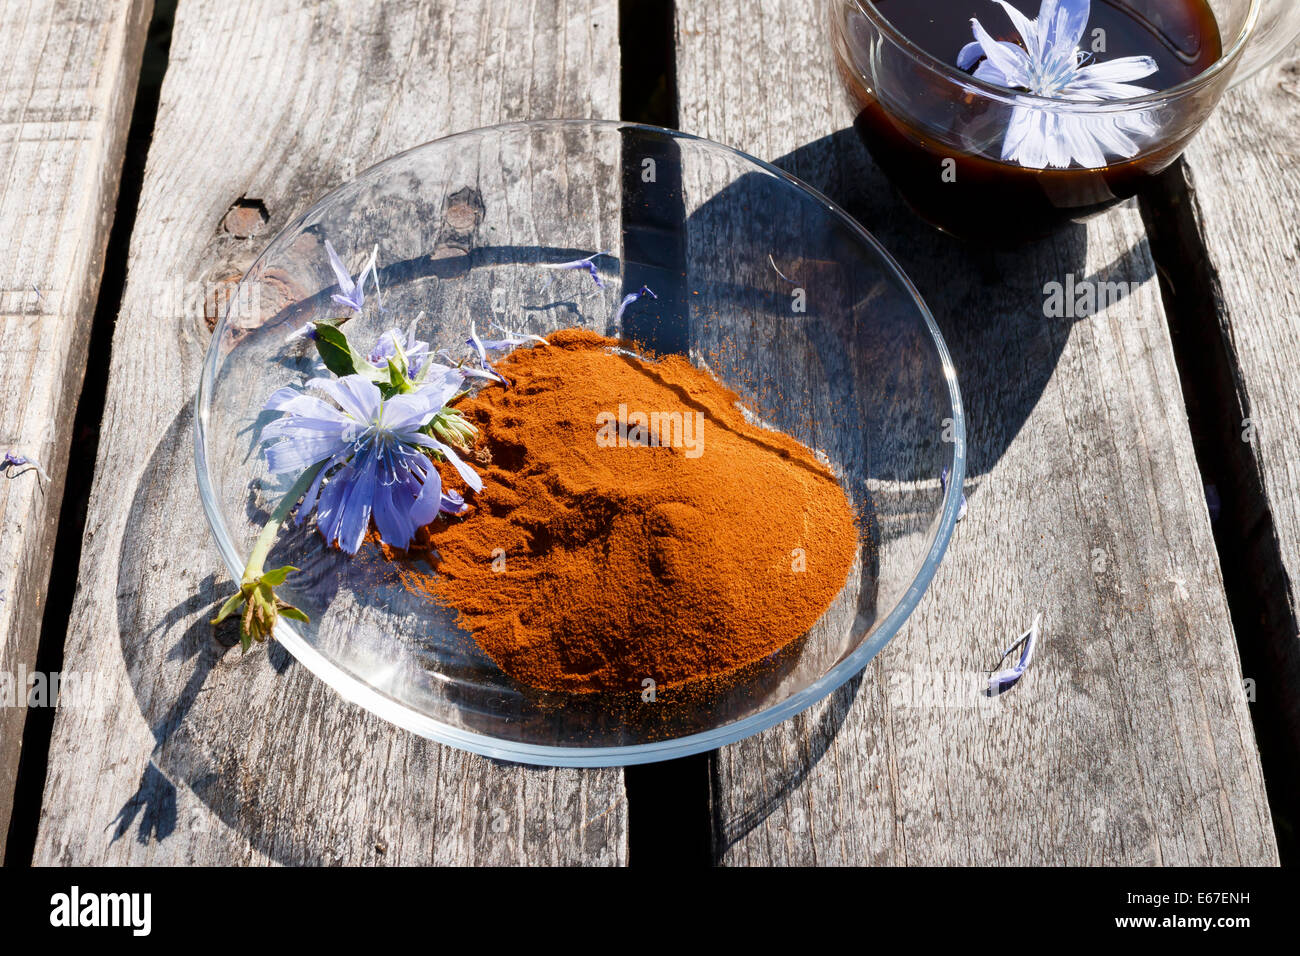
[829,0,1262,242]
[1235,0,1300,83]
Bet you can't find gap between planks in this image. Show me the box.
[1140,161,1300,864]
[0,0,159,868]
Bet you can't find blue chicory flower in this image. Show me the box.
[325,239,381,314]
[614,285,657,324]
[987,613,1041,695]
[261,374,481,553]
[369,323,432,379]
[957,0,1158,169]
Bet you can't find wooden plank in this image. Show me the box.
[0,0,152,853]
[1170,51,1300,815]
[676,0,1277,864]
[35,0,627,866]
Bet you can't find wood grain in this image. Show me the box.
[0,0,152,854]
[1171,50,1300,808]
[35,0,627,866]
[676,0,1277,864]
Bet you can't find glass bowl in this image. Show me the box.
[830,0,1262,242]
[195,119,965,766]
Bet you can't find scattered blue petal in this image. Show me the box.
[541,251,610,288]
[614,285,657,324]
[324,239,380,314]
[284,323,318,344]
[480,322,550,351]
[1205,483,1222,523]
[987,613,1041,696]
[466,320,509,387]
[767,254,796,284]
[940,466,968,522]
[2,452,48,482]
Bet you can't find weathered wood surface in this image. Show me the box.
[1174,50,1300,808]
[0,0,151,854]
[676,0,1277,864]
[35,0,627,866]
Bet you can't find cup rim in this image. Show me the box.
[848,0,1262,111]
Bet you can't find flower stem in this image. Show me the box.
[243,462,325,582]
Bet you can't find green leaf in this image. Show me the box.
[279,605,310,623]
[259,565,299,587]
[313,323,385,382]
[211,588,246,625]
[386,358,415,395]
[313,322,362,377]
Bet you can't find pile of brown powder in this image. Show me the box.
[393,328,858,693]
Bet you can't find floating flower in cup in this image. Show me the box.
[957,0,1158,170]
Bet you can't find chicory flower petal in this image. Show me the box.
[466,321,509,387]
[940,466,968,522]
[541,251,609,288]
[614,285,657,324]
[324,240,379,314]
[987,613,1041,695]
[2,452,49,482]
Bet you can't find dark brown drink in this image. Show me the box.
[835,0,1223,241]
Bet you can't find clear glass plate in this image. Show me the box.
[195,120,965,766]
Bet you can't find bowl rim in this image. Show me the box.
[842,0,1262,111]
[194,118,967,767]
